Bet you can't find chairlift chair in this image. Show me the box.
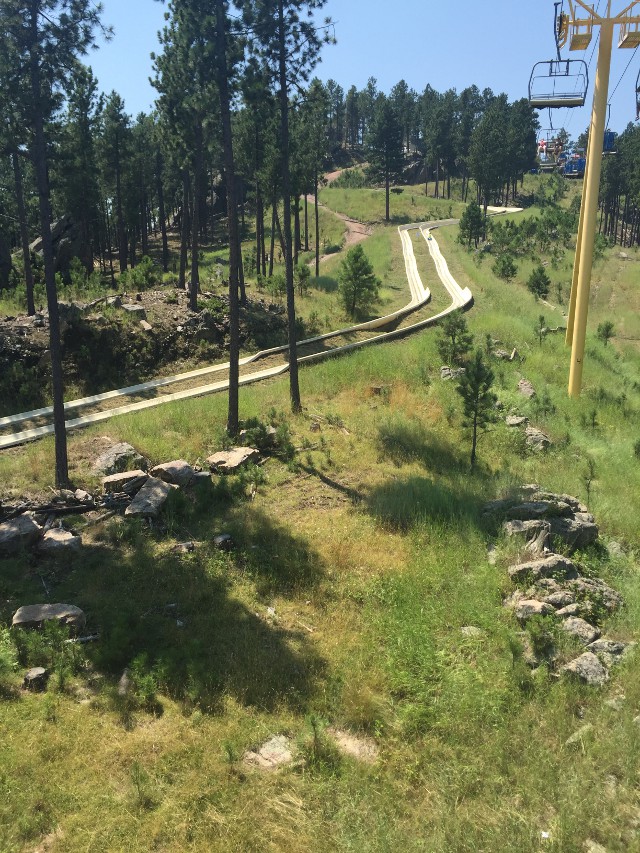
[529,59,589,108]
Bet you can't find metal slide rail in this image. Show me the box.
[0,212,517,450]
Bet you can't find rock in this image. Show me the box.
[213,533,234,551]
[514,599,555,622]
[310,421,321,433]
[483,496,518,514]
[244,735,295,770]
[619,251,629,260]
[440,366,465,381]
[122,304,147,320]
[549,516,599,551]
[525,426,552,449]
[584,841,608,853]
[503,519,550,544]
[543,591,576,608]
[0,515,43,555]
[328,728,379,763]
[207,447,260,473]
[74,489,92,503]
[532,492,587,513]
[102,470,148,495]
[567,577,622,613]
[518,378,536,398]
[125,477,173,518]
[38,528,82,553]
[493,349,512,360]
[505,500,572,521]
[564,723,594,748]
[106,295,122,308]
[117,669,132,697]
[12,603,86,633]
[140,320,153,332]
[556,603,585,618]
[150,460,195,487]
[508,554,578,584]
[22,667,49,691]
[94,442,148,475]
[460,626,485,638]
[588,639,633,668]
[506,415,528,427]
[606,541,625,558]
[561,617,600,645]
[561,652,608,686]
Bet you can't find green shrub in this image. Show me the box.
[492,253,517,281]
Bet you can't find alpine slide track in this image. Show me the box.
[0,210,518,451]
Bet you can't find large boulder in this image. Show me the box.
[549,516,598,551]
[38,528,82,554]
[150,460,195,487]
[94,443,148,475]
[503,518,551,544]
[505,500,572,521]
[518,378,536,398]
[525,426,552,450]
[102,470,148,494]
[0,515,43,555]
[561,616,600,645]
[12,603,86,633]
[207,447,260,474]
[514,599,555,622]
[124,477,173,518]
[561,652,608,686]
[508,554,578,584]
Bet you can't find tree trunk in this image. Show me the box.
[156,154,169,272]
[385,167,390,222]
[293,195,300,267]
[214,0,241,435]
[315,170,320,278]
[29,1,68,487]
[278,0,301,412]
[115,134,127,273]
[12,149,36,316]
[179,168,190,290]
[470,411,478,467]
[304,192,309,252]
[189,124,204,311]
[269,199,276,277]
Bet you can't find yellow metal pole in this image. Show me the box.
[565,138,590,346]
[567,18,614,396]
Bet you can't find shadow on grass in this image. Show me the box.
[377,416,467,474]
[365,474,486,532]
[312,275,339,294]
[74,526,325,714]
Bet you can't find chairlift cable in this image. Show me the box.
[609,44,639,100]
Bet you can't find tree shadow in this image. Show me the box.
[312,275,338,294]
[376,416,467,474]
[365,474,486,532]
[69,529,326,715]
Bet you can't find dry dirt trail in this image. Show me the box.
[0,207,520,451]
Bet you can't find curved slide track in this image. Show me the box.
[0,209,518,450]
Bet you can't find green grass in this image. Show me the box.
[1,181,640,851]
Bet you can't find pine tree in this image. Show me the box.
[527,264,551,299]
[338,245,380,318]
[0,0,106,487]
[436,311,473,366]
[366,94,404,221]
[456,349,497,467]
[458,201,485,248]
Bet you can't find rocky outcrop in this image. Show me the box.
[94,443,149,475]
[491,487,632,686]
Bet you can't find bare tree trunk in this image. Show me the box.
[315,170,320,278]
[304,192,309,251]
[278,0,301,412]
[12,149,36,316]
[189,124,204,311]
[156,153,169,273]
[269,198,276,277]
[29,1,68,487]
[179,168,190,290]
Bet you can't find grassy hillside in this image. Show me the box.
[1,180,640,852]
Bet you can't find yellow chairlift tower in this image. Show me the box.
[562,1,640,397]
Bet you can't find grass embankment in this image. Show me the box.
[1,182,640,852]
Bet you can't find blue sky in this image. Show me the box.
[88,0,640,137]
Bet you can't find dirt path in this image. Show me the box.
[307,201,372,268]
